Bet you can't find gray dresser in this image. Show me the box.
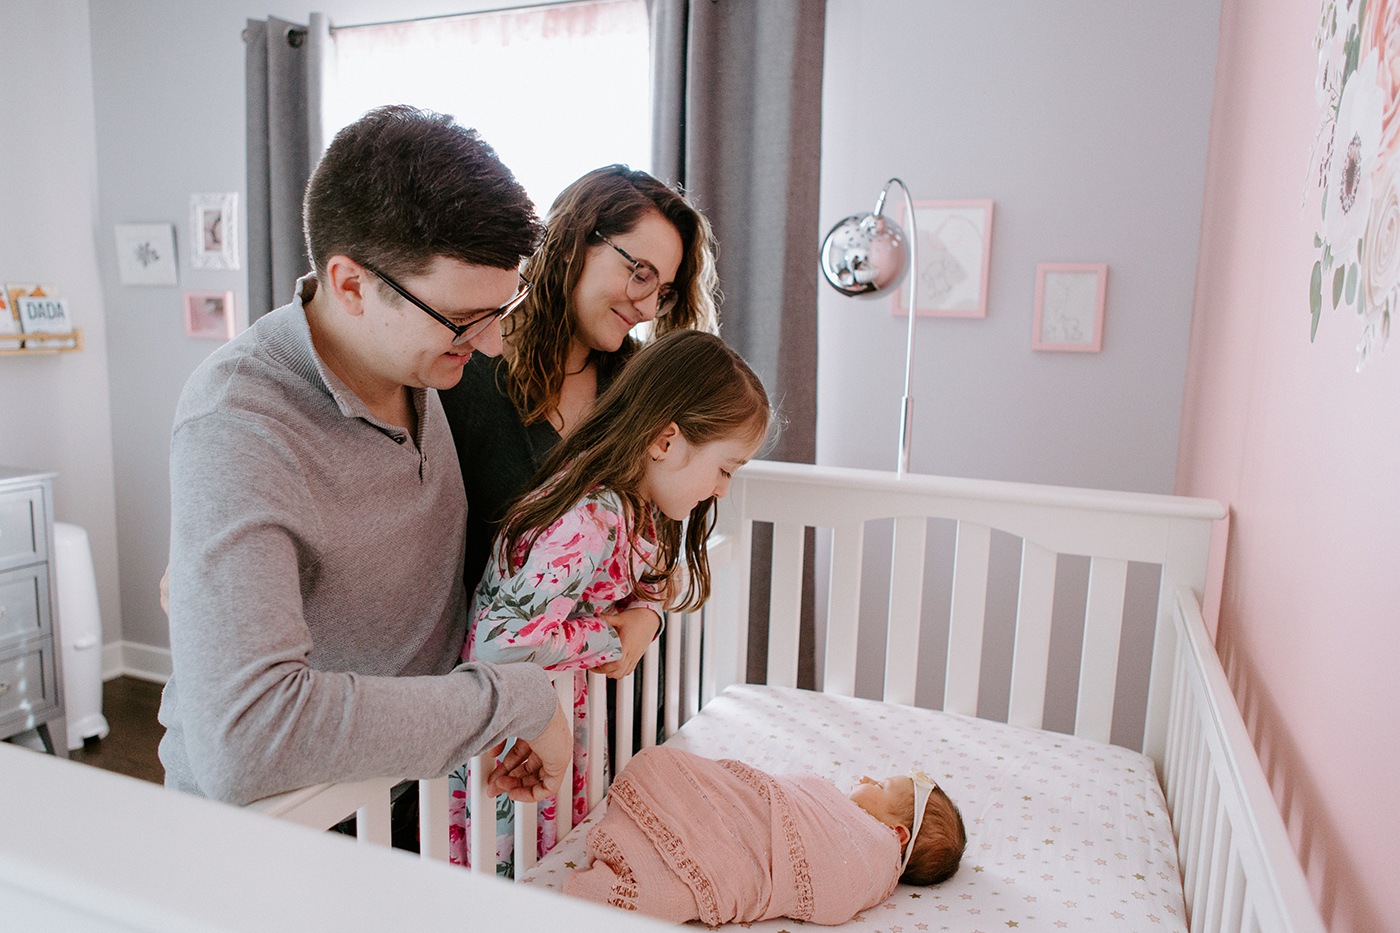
[0,467,66,756]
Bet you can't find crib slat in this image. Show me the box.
[1219,843,1246,932]
[418,776,450,862]
[1074,556,1129,743]
[685,609,702,723]
[586,671,607,810]
[469,751,493,875]
[641,639,660,749]
[944,521,991,716]
[553,675,574,841]
[355,796,392,848]
[615,669,635,776]
[1200,807,1233,932]
[883,516,927,706]
[1007,540,1056,729]
[1188,773,1220,931]
[822,523,865,697]
[664,613,683,737]
[514,797,538,880]
[766,521,806,689]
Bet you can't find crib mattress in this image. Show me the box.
[523,684,1187,932]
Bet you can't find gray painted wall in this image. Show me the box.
[0,1,122,645]
[815,1,1220,727]
[818,0,1220,492]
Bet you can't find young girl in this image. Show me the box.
[447,329,771,874]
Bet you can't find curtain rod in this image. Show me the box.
[330,0,628,33]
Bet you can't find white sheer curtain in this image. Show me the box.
[326,0,651,212]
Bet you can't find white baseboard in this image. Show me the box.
[101,641,172,684]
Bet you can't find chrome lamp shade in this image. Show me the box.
[819,211,910,297]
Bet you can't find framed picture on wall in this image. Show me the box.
[894,199,994,317]
[114,223,178,286]
[189,192,240,270]
[184,290,236,340]
[1032,263,1107,352]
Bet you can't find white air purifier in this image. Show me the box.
[53,522,110,750]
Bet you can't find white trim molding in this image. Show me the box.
[102,641,172,684]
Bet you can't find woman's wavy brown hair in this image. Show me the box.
[497,331,769,613]
[503,165,720,425]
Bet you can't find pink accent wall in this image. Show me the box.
[1179,1,1400,930]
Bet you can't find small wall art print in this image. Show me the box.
[114,223,178,286]
[1033,263,1107,353]
[184,290,236,340]
[190,192,240,270]
[894,199,994,318]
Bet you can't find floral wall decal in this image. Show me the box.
[1311,0,1400,369]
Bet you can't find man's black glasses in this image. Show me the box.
[363,262,530,347]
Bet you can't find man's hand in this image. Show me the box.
[593,607,660,679]
[485,700,571,802]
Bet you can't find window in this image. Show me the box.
[325,0,651,213]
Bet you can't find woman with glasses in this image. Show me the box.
[440,164,720,601]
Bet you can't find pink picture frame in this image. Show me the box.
[893,198,994,318]
[1032,263,1107,352]
[183,290,236,340]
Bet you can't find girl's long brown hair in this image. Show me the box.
[498,331,769,612]
[503,165,720,426]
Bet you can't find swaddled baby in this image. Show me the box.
[565,746,966,927]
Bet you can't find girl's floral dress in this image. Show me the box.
[447,488,660,876]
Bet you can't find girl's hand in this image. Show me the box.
[594,607,661,679]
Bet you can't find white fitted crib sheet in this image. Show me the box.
[523,684,1187,932]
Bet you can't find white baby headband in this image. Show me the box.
[901,769,939,874]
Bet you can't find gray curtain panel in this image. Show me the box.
[245,14,328,321]
[649,0,826,687]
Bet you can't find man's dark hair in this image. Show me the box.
[303,104,542,279]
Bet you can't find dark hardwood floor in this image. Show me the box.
[67,676,166,784]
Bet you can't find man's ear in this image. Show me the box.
[648,422,680,461]
[324,255,369,317]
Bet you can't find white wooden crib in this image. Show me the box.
[0,462,1326,932]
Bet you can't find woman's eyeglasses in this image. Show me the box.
[594,231,678,317]
[362,262,530,347]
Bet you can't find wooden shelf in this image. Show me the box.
[0,329,83,356]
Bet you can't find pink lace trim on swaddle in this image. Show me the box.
[719,758,815,921]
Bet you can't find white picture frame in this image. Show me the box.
[114,223,178,286]
[190,192,240,270]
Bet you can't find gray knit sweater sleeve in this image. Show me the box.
[159,293,556,805]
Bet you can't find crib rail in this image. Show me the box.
[709,460,1225,763]
[247,639,688,877]
[1164,587,1325,933]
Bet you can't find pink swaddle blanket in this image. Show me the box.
[565,747,901,926]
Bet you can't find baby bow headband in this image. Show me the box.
[901,769,939,874]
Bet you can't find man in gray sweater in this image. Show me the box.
[160,105,569,807]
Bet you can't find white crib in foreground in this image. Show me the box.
[0,462,1325,932]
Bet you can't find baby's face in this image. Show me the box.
[849,775,914,830]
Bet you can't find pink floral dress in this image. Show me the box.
[447,488,660,875]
